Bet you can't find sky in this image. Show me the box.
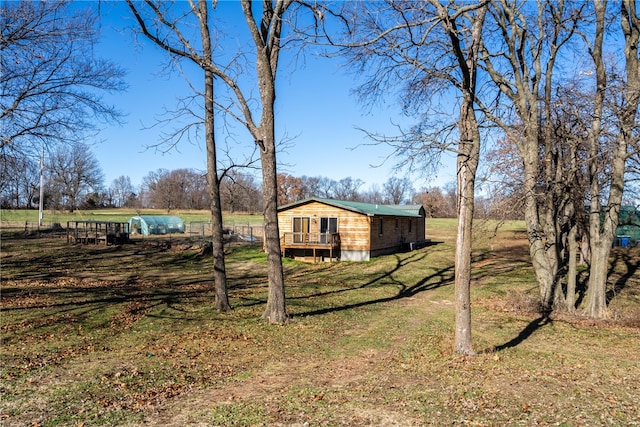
[88,2,457,193]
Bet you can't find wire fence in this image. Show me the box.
[1,220,265,245]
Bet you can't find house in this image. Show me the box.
[277,197,427,262]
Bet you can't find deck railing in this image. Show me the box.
[282,232,340,247]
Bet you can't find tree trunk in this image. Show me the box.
[584,0,639,318]
[256,57,287,324]
[522,146,558,314]
[206,90,231,312]
[584,236,608,317]
[260,134,287,323]
[200,4,231,312]
[582,0,639,319]
[431,1,486,355]
[454,97,478,355]
[565,218,578,312]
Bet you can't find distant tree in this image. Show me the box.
[315,176,338,199]
[46,143,104,212]
[413,186,457,218]
[0,0,125,158]
[141,169,170,210]
[333,177,364,201]
[361,183,385,204]
[383,177,414,204]
[277,173,304,205]
[109,176,136,208]
[220,171,262,213]
[0,153,39,208]
[299,175,322,199]
[81,191,107,209]
[141,168,207,211]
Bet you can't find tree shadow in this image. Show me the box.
[485,315,553,353]
[293,246,455,317]
[606,249,639,304]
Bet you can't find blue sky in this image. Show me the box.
[89,2,457,192]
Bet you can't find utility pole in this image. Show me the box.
[38,147,44,228]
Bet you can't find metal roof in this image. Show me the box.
[278,197,423,217]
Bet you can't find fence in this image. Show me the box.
[2,220,265,244]
[1,221,65,232]
[188,221,264,243]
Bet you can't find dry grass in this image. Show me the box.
[1,222,639,426]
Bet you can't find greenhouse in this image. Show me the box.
[128,215,185,236]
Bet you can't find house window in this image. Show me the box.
[378,217,384,235]
[319,217,337,243]
[408,218,412,233]
[293,216,310,243]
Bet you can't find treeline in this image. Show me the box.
[1,144,518,220]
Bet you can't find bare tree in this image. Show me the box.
[318,177,339,199]
[128,0,300,322]
[479,0,584,313]
[220,171,262,213]
[299,175,322,199]
[583,0,640,318]
[333,177,364,201]
[382,177,414,204]
[480,0,639,319]
[140,168,208,210]
[324,0,487,354]
[413,185,458,218]
[361,183,385,204]
[127,0,234,312]
[0,153,39,208]
[277,173,304,205]
[46,143,104,212]
[109,176,136,208]
[1,0,125,158]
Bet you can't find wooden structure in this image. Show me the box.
[278,198,426,262]
[67,221,130,246]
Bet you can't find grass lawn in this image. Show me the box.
[0,208,264,227]
[1,219,639,426]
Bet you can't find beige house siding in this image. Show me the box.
[278,201,370,253]
[278,199,427,262]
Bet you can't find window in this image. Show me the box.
[395,218,399,229]
[378,217,384,235]
[293,216,310,243]
[408,218,412,233]
[319,217,337,243]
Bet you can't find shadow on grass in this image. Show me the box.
[486,315,553,353]
[292,245,455,317]
[606,248,640,304]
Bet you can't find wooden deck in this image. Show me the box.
[281,232,340,262]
